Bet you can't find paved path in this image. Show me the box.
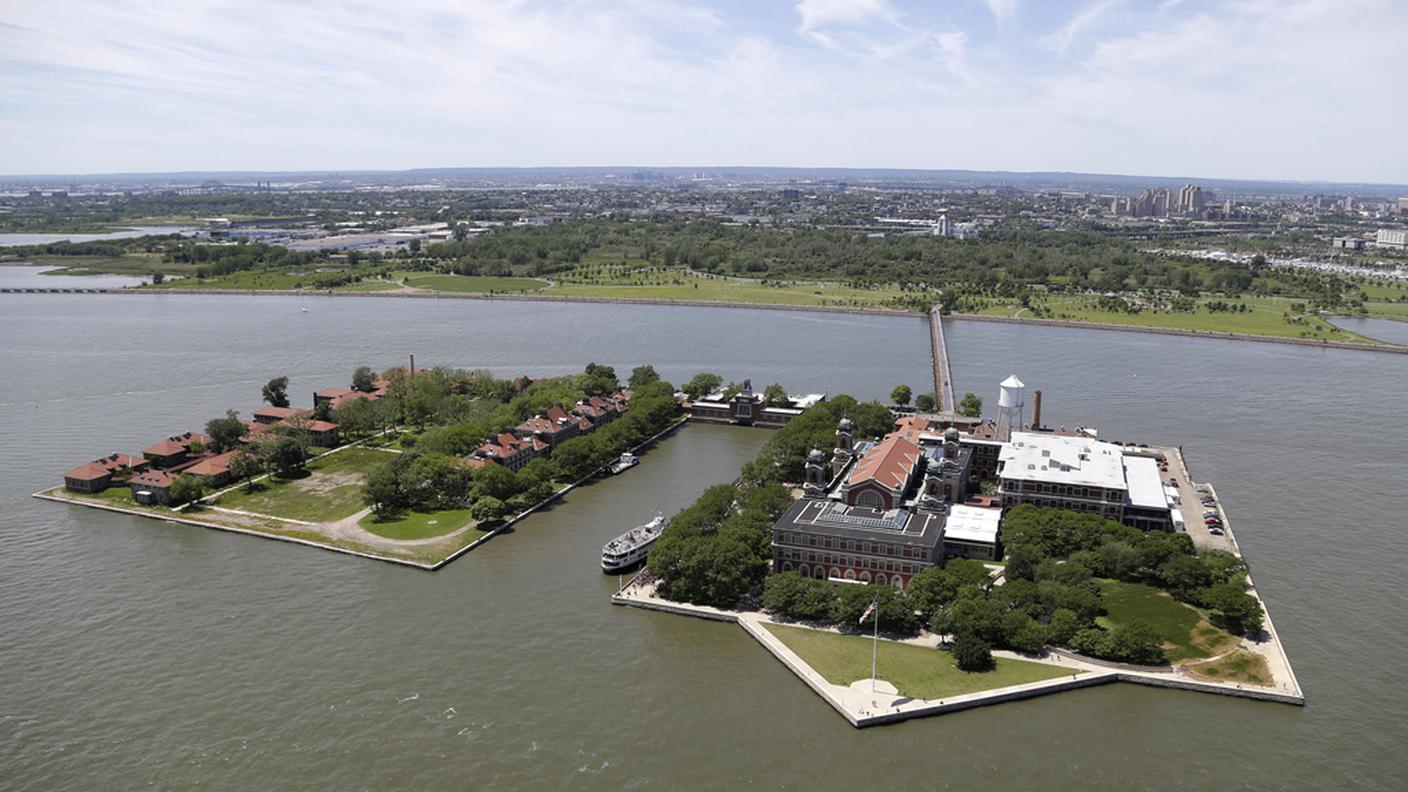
[929,307,956,411]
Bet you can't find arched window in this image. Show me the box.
[782,562,793,572]
[856,489,884,509]
[875,573,886,586]
[844,569,856,580]
[831,567,841,580]
[861,572,872,583]
[893,576,905,591]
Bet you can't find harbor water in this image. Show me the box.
[1,294,1405,790]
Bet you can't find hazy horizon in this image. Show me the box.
[3,1,1406,182]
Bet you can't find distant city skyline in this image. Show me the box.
[2,0,1405,182]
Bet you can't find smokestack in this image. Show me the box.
[1032,390,1043,430]
[409,354,415,377]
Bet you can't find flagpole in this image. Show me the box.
[871,597,879,692]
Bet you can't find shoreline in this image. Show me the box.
[34,416,691,571]
[5,284,1406,353]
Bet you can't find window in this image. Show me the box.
[736,402,752,417]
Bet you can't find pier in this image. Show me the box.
[929,307,955,412]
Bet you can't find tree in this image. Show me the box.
[584,362,617,384]
[205,410,245,453]
[473,462,522,502]
[762,383,790,408]
[333,397,376,438]
[229,449,262,489]
[352,366,376,393]
[628,365,660,389]
[958,392,983,418]
[891,385,912,406]
[682,372,723,400]
[363,460,408,515]
[471,495,508,523]
[151,272,164,285]
[168,474,205,506]
[266,436,307,475]
[1201,576,1264,635]
[952,632,995,672]
[262,376,290,408]
[914,393,937,412]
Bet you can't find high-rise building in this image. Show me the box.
[1178,184,1206,213]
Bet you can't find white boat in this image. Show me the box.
[608,452,639,474]
[601,513,667,573]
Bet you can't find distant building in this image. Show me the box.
[1332,237,1366,250]
[1376,229,1408,249]
[686,380,826,428]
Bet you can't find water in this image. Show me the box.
[0,226,193,247]
[0,265,149,290]
[2,295,1405,790]
[1329,315,1408,346]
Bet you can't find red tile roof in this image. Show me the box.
[130,469,179,489]
[65,453,147,481]
[544,405,571,424]
[848,432,922,493]
[304,420,339,432]
[253,406,308,421]
[186,450,236,478]
[143,432,211,458]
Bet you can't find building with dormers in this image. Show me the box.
[772,416,996,589]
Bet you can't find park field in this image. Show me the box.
[359,506,484,541]
[762,622,1071,700]
[1095,579,1238,663]
[210,447,398,522]
[396,272,550,292]
[13,253,198,276]
[971,293,1382,343]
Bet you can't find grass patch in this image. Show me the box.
[550,271,915,309]
[211,447,397,522]
[1186,650,1272,686]
[1096,579,1238,663]
[401,273,549,292]
[970,294,1383,343]
[358,507,482,540]
[762,623,1072,700]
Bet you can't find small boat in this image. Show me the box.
[601,513,667,573]
[608,452,639,474]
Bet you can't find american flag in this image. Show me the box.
[858,594,879,625]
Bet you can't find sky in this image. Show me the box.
[1,0,1405,182]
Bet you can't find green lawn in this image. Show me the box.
[970,294,1383,343]
[358,507,483,540]
[210,447,397,522]
[762,623,1072,700]
[550,271,916,309]
[401,273,549,292]
[87,484,138,506]
[1095,579,1238,663]
[23,253,195,276]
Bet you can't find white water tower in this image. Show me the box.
[998,374,1026,438]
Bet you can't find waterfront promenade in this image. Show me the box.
[612,575,1304,728]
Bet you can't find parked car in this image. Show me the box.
[1209,527,1225,536]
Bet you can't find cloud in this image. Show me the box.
[1043,0,1121,57]
[982,0,1020,26]
[0,0,1404,181]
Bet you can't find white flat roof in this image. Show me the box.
[1123,455,1168,510]
[945,505,1001,545]
[998,431,1126,490]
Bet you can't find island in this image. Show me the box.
[36,361,686,568]
[615,373,1303,727]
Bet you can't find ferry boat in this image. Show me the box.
[601,513,667,573]
[608,452,639,475]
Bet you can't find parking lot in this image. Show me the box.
[1152,445,1238,554]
